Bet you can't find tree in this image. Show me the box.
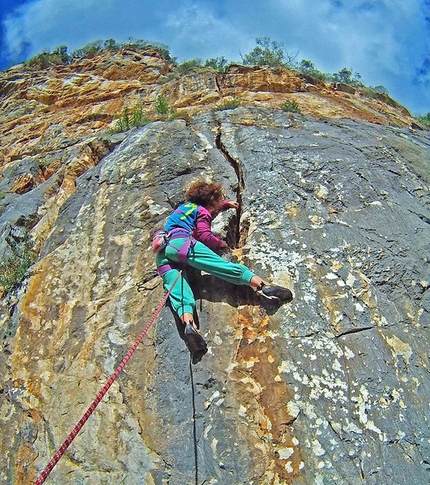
[296,59,326,81]
[155,94,174,117]
[241,37,294,68]
[204,57,228,72]
[332,67,363,86]
[299,59,316,72]
[27,45,70,69]
[372,85,389,95]
[103,39,119,50]
[176,58,202,74]
[53,45,70,63]
[417,112,430,126]
[72,40,104,58]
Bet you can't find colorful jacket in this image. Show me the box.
[164,201,230,250]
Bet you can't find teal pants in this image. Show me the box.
[156,238,255,318]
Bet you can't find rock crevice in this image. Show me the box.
[215,122,245,247]
[0,50,429,485]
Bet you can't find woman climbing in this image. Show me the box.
[154,181,293,364]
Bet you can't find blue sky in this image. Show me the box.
[0,0,429,115]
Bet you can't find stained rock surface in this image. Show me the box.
[0,104,429,484]
[0,46,417,171]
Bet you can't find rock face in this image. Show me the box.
[0,47,417,168]
[0,49,429,485]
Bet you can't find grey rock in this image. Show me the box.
[1,108,429,485]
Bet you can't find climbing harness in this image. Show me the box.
[153,200,199,274]
[34,270,182,485]
[155,228,196,276]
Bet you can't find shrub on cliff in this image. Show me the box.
[176,59,203,74]
[71,39,119,58]
[155,95,173,116]
[110,105,149,133]
[330,67,363,87]
[281,100,302,114]
[204,57,228,72]
[417,112,430,126]
[124,38,174,61]
[26,38,175,71]
[175,56,229,75]
[0,241,35,294]
[241,37,297,68]
[297,59,327,81]
[372,85,389,95]
[26,45,70,69]
[214,97,242,111]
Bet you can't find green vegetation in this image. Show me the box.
[176,58,203,75]
[238,38,374,94]
[359,85,392,103]
[214,97,242,111]
[110,104,149,133]
[371,85,389,95]
[155,94,170,115]
[110,95,180,133]
[26,38,174,69]
[281,100,302,114]
[24,36,373,94]
[204,57,228,72]
[22,35,383,96]
[26,45,70,69]
[155,94,177,119]
[71,39,119,58]
[0,241,36,294]
[331,67,363,86]
[297,60,327,81]
[24,36,429,122]
[174,56,228,75]
[241,37,296,68]
[417,112,430,126]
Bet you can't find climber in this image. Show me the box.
[154,181,293,364]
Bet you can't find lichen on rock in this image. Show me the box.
[0,50,429,485]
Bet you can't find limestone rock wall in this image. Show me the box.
[1,106,429,484]
[0,47,418,171]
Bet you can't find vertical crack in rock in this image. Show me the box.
[214,123,303,482]
[215,123,248,248]
[215,72,222,95]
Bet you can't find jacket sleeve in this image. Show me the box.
[194,207,225,249]
[220,200,230,211]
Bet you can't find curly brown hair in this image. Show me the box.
[185,181,223,208]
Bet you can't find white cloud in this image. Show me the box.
[164,3,248,61]
[1,0,429,113]
[4,0,168,57]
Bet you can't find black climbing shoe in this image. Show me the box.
[184,323,208,364]
[191,346,208,365]
[260,284,293,303]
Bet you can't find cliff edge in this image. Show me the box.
[0,47,429,484]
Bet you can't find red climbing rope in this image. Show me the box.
[34,271,182,485]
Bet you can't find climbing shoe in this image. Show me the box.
[260,283,293,303]
[190,346,208,365]
[184,323,208,364]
